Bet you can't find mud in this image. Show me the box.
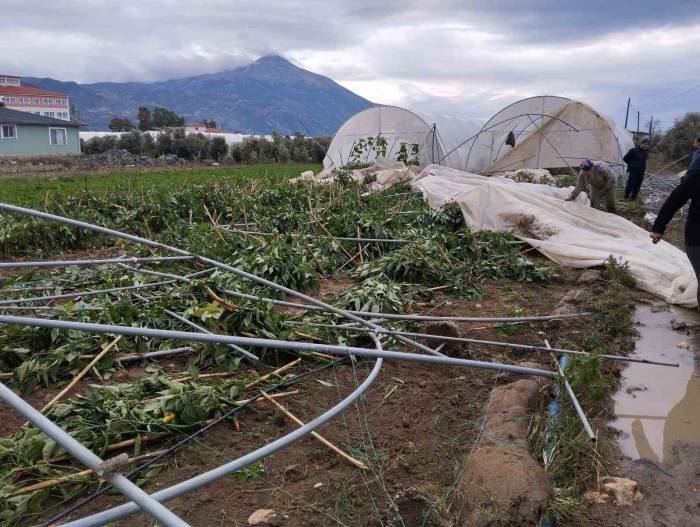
[589,303,700,527]
[612,304,700,466]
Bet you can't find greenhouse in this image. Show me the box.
[323,105,483,170]
[465,95,634,175]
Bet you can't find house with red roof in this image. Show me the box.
[0,75,71,121]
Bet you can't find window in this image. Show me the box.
[49,127,66,145]
[31,98,40,104]
[44,112,55,117]
[1,124,17,139]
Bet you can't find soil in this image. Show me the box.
[3,266,582,526]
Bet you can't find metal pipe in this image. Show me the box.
[0,203,445,359]
[118,264,192,283]
[62,357,384,527]
[220,227,412,244]
[545,340,596,440]
[163,309,259,362]
[0,268,214,307]
[116,347,195,363]
[0,255,193,269]
[223,289,586,323]
[0,382,190,527]
[289,321,678,367]
[0,315,556,378]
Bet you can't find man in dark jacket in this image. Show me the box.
[623,137,650,200]
[651,141,700,306]
[688,137,700,171]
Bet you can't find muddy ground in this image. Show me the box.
[2,262,584,526]
[2,183,697,526]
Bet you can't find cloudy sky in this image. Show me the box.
[2,1,698,129]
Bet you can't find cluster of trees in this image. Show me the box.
[108,106,192,132]
[81,130,331,163]
[657,112,700,162]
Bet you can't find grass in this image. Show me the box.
[531,264,637,525]
[0,163,320,207]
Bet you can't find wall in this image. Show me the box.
[0,124,81,156]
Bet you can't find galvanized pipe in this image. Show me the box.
[222,289,586,323]
[220,227,412,244]
[0,315,555,378]
[0,268,214,307]
[0,382,190,527]
[0,255,193,269]
[545,340,596,441]
[163,309,259,362]
[62,356,384,527]
[286,321,679,367]
[0,203,445,358]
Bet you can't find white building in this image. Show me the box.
[0,75,71,121]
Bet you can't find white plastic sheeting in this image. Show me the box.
[410,165,696,307]
[466,96,635,176]
[323,105,483,170]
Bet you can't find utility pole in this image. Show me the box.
[624,97,631,129]
[649,114,653,140]
[637,111,640,134]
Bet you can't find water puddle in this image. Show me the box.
[612,304,700,466]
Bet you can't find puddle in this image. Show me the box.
[612,304,700,466]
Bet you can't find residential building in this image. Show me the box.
[0,75,71,121]
[184,123,221,134]
[0,104,81,156]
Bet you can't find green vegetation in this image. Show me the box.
[0,164,319,208]
[0,166,559,524]
[532,258,636,525]
[658,112,700,161]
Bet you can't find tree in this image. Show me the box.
[204,119,217,129]
[117,131,143,153]
[151,107,185,129]
[137,107,152,131]
[109,117,134,132]
[208,136,228,161]
[658,113,700,162]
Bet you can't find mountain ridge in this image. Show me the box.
[25,56,373,134]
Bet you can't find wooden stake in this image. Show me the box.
[244,358,301,390]
[206,286,237,312]
[260,391,367,470]
[35,336,122,420]
[11,450,166,496]
[356,225,364,265]
[232,389,299,406]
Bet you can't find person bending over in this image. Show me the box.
[567,159,616,213]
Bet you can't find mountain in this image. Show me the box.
[24,56,373,134]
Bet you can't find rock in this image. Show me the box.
[599,476,643,506]
[577,269,603,284]
[671,319,688,330]
[677,340,689,349]
[424,321,462,353]
[584,490,610,503]
[483,379,539,445]
[552,287,593,317]
[458,444,552,526]
[248,509,277,525]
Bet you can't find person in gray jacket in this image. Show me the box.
[566,158,616,213]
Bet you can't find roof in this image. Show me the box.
[0,106,80,127]
[0,74,21,79]
[0,85,68,98]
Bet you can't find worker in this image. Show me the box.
[651,140,700,307]
[623,137,650,200]
[566,159,616,213]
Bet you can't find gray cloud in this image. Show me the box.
[1,1,697,129]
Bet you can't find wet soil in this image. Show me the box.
[588,304,700,527]
[6,273,579,526]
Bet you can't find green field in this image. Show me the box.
[0,163,320,207]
